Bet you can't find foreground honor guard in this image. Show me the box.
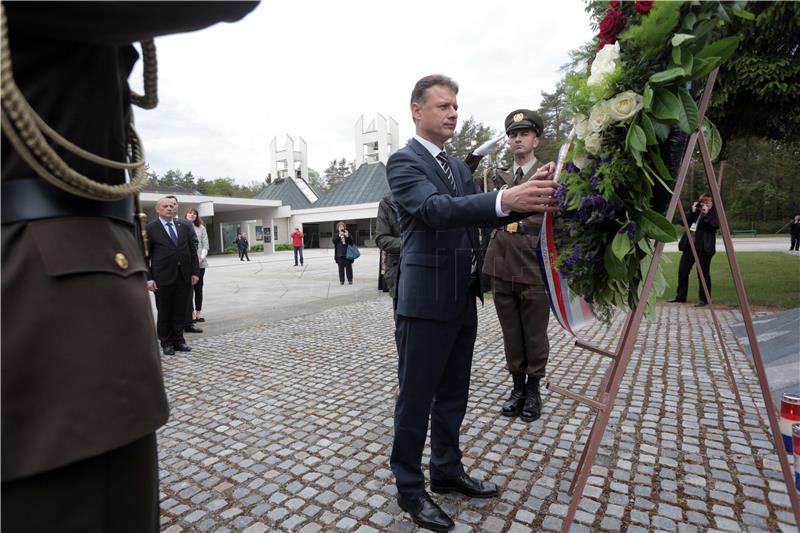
[0,2,257,531]
[483,109,551,423]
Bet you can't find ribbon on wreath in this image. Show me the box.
[535,133,596,336]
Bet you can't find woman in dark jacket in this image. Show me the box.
[789,215,800,251]
[332,221,355,285]
[668,194,719,306]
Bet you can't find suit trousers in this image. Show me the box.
[676,250,713,302]
[391,296,477,497]
[2,433,159,533]
[491,277,550,378]
[155,279,191,347]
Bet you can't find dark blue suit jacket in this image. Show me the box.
[388,138,526,322]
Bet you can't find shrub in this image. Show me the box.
[251,244,264,252]
[275,243,293,251]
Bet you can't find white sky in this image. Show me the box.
[132,1,595,185]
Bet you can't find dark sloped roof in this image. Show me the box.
[255,177,313,208]
[314,162,389,207]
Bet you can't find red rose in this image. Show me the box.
[635,0,654,14]
[598,9,627,43]
[609,0,620,6]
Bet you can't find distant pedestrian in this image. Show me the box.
[291,227,305,266]
[332,221,354,285]
[790,215,800,251]
[376,195,401,303]
[186,209,209,323]
[236,233,250,261]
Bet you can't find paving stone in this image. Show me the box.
[153,301,795,533]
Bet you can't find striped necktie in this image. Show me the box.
[435,152,477,275]
[436,152,457,195]
[166,222,178,244]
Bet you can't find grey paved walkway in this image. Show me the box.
[156,293,799,532]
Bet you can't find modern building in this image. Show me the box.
[142,113,400,253]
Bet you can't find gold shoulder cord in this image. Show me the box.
[0,3,158,255]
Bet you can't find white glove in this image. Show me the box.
[472,133,506,157]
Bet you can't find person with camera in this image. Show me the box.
[332,221,355,285]
[668,194,720,307]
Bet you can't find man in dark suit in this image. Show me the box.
[483,109,551,423]
[147,196,200,356]
[387,74,559,532]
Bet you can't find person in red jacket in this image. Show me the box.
[291,227,305,266]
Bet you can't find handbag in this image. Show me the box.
[346,243,360,260]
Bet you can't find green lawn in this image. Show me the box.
[659,252,800,309]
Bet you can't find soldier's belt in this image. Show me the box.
[1,178,134,225]
[502,222,538,236]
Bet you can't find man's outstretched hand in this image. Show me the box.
[500,162,560,213]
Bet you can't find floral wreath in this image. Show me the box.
[555,0,753,323]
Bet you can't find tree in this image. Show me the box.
[711,2,800,143]
[445,116,504,178]
[324,157,354,191]
[537,81,570,141]
[307,168,327,193]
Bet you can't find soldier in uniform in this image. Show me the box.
[482,109,551,423]
[0,3,258,531]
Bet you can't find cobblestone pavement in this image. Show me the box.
[157,299,798,533]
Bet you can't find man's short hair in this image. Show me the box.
[410,74,458,106]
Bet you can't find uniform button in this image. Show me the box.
[114,253,129,269]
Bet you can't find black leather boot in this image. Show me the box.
[501,374,526,417]
[521,376,542,422]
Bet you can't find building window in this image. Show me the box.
[273,225,279,241]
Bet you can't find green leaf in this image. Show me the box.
[647,149,676,193]
[643,85,653,111]
[682,12,697,31]
[671,33,695,47]
[651,88,682,122]
[716,4,731,23]
[688,56,720,80]
[695,36,741,63]
[612,232,633,261]
[639,114,657,145]
[604,245,627,281]
[640,209,678,243]
[652,120,672,142]
[628,124,647,153]
[733,8,755,20]
[649,67,686,84]
[702,117,722,160]
[677,88,699,132]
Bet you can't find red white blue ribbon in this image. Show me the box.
[536,134,596,335]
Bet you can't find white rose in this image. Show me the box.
[588,102,610,133]
[573,153,589,170]
[607,90,643,122]
[587,42,620,87]
[573,114,589,140]
[584,132,603,155]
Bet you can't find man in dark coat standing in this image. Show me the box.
[387,74,559,532]
[376,194,402,302]
[0,3,257,531]
[668,194,720,306]
[483,109,551,423]
[147,196,201,355]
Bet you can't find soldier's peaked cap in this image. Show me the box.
[505,109,543,136]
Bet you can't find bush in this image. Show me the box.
[275,243,293,251]
[223,245,237,254]
[251,244,264,252]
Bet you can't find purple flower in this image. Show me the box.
[627,221,637,239]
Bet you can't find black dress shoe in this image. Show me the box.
[162,345,175,356]
[174,343,192,352]
[196,317,205,323]
[185,324,203,333]
[695,301,708,307]
[431,471,498,499]
[397,493,454,532]
[667,297,685,303]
